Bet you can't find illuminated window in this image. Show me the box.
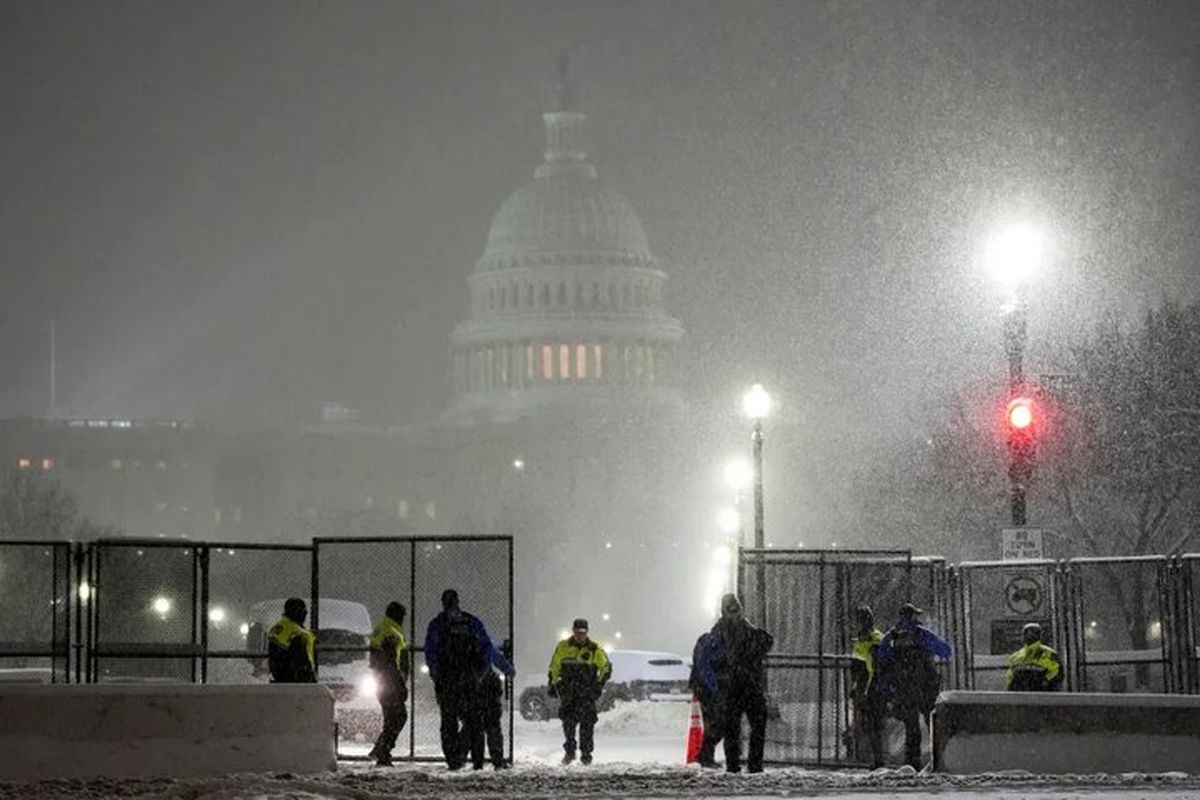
[576,344,587,379]
[41,458,53,470]
[17,458,31,469]
[541,345,553,380]
[498,345,509,386]
[594,345,604,381]
[559,344,570,379]
[110,459,123,470]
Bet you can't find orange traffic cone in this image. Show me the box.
[685,693,704,765]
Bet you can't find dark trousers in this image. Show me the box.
[720,684,768,772]
[895,706,923,770]
[851,692,885,768]
[438,684,484,769]
[699,695,723,765]
[560,697,598,757]
[474,692,505,766]
[372,685,408,757]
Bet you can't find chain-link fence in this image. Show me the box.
[737,549,949,767]
[0,541,72,683]
[1182,555,1199,693]
[313,536,514,761]
[948,558,1066,691]
[1065,556,1173,693]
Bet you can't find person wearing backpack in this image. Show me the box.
[876,603,951,770]
[711,593,774,774]
[424,589,515,770]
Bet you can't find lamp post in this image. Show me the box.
[742,384,771,622]
[986,224,1043,526]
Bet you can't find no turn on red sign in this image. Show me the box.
[1001,527,1044,560]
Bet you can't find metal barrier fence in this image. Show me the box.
[737,549,949,767]
[0,541,73,683]
[313,536,514,762]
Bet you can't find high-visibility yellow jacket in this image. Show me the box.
[268,616,316,683]
[548,638,611,701]
[850,628,883,693]
[1006,641,1062,691]
[369,614,409,679]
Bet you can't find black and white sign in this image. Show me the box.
[1001,527,1044,560]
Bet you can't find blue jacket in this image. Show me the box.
[423,610,514,684]
[689,631,721,696]
[876,621,951,664]
[876,620,951,710]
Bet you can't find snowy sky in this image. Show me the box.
[2,0,1197,441]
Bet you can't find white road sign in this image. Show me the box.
[1001,527,1044,560]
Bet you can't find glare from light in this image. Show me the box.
[602,613,610,621]
[208,606,227,624]
[717,506,741,534]
[358,673,378,698]
[742,383,772,421]
[614,631,622,640]
[512,458,525,471]
[152,596,172,617]
[602,642,614,653]
[723,458,752,491]
[239,623,250,636]
[560,629,571,640]
[78,582,92,602]
[985,223,1043,287]
[1148,620,1162,640]
[711,546,732,567]
[604,542,612,549]
[420,664,430,674]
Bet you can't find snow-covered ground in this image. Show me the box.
[3,701,1199,799]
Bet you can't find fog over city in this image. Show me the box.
[2,0,1200,655]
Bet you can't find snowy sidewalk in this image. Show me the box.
[3,763,1199,800]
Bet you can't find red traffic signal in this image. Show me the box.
[1006,397,1035,431]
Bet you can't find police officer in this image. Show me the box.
[368,601,409,766]
[711,594,774,774]
[876,603,951,770]
[688,628,723,768]
[267,597,316,684]
[1007,622,1063,692]
[424,589,514,770]
[548,618,611,765]
[848,605,885,768]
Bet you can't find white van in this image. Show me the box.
[246,598,374,702]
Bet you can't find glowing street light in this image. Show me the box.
[151,596,172,617]
[208,606,227,624]
[742,383,772,421]
[985,223,1044,289]
[717,506,741,535]
[723,458,752,492]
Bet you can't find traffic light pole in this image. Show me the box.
[1004,299,1030,526]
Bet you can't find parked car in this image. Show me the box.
[245,598,374,702]
[519,649,691,721]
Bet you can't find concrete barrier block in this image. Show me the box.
[0,684,336,781]
[933,690,1200,774]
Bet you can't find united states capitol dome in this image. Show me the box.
[476,110,655,271]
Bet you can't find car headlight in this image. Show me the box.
[358,673,378,699]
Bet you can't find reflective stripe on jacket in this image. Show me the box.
[548,638,612,689]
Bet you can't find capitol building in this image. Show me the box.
[448,91,683,423]
[1,80,711,654]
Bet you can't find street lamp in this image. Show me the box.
[986,223,1044,526]
[742,383,771,622]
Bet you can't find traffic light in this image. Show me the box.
[1006,397,1035,432]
